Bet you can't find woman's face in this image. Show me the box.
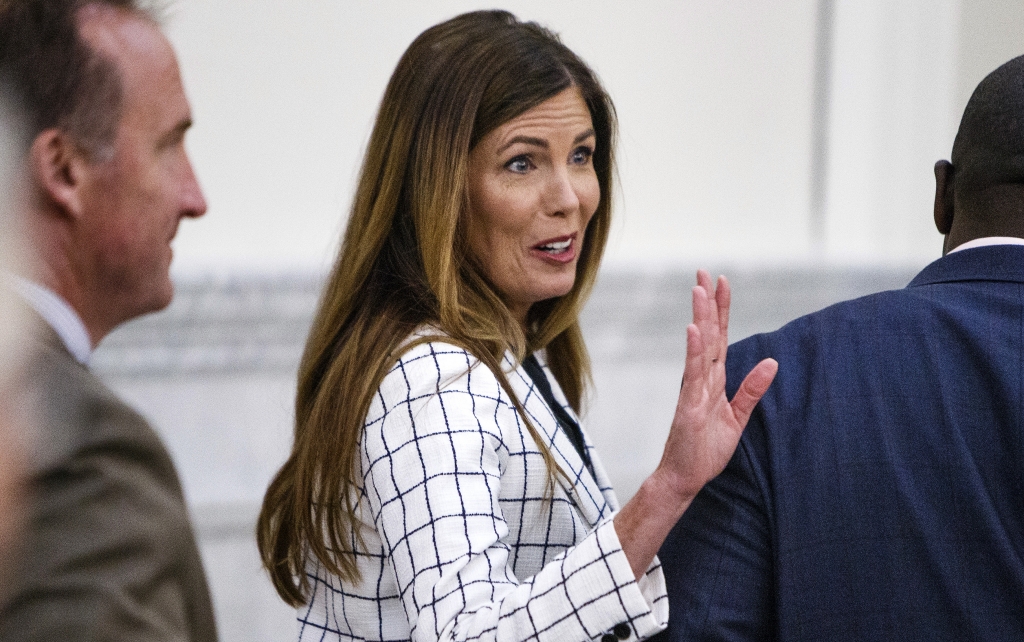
[466,87,600,325]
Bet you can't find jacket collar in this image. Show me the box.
[11,278,91,364]
[909,244,1024,288]
[25,305,81,366]
[506,352,612,528]
[1,285,78,366]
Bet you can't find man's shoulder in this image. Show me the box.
[728,253,1024,373]
[6,336,215,642]
[732,247,1024,366]
[23,331,170,478]
[727,286,913,377]
[30,329,110,401]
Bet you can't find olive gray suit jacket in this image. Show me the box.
[0,322,217,641]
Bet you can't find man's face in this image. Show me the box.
[76,6,206,324]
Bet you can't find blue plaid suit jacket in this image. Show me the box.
[655,245,1024,641]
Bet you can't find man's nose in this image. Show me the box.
[180,156,207,219]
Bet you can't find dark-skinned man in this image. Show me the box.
[655,55,1024,641]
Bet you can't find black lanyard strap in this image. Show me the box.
[521,353,594,476]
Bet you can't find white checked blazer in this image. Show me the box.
[298,338,669,641]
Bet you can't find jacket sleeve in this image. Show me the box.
[361,342,668,642]
[649,400,775,642]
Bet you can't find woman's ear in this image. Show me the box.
[28,129,89,220]
[933,160,955,235]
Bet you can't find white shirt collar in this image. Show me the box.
[948,236,1024,254]
[12,278,92,365]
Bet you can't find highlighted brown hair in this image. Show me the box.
[257,9,617,606]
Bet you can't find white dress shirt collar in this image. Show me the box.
[948,236,1024,254]
[13,278,92,365]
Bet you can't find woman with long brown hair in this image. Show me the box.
[258,10,777,641]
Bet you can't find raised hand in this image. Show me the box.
[657,270,778,505]
[614,270,777,580]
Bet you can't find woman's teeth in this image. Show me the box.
[538,239,571,253]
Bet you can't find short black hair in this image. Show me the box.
[0,0,152,156]
[952,55,1024,199]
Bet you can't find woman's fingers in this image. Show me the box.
[691,282,710,328]
[695,270,730,365]
[715,275,730,354]
[697,269,714,293]
[668,273,776,504]
[684,270,765,420]
[692,274,716,368]
[689,284,710,373]
[696,271,716,347]
[680,323,705,402]
[729,358,778,427]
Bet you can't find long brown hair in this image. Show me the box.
[257,9,617,606]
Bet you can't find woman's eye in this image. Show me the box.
[571,146,594,165]
[505,156,531,173]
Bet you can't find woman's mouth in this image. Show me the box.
[531,234,577,263]
[536,238,572,253]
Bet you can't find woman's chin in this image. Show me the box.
[527,281,578,307]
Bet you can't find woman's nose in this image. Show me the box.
[544,168,581,217]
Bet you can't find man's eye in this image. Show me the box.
[506,156,531,173]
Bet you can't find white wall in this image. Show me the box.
[956,0,1024,110]
[163,0,819,274]
[160,0,1024,276]
[823,0,961,264]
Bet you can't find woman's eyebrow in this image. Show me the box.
[573,128,596,144]
[497,135,546,153]
[497,128,596,153]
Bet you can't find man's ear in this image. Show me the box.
[934,160,955,235]
[28,129,89,220]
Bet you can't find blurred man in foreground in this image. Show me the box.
[0,1,216,639]
[656,55,1024,641]
[0,89,30,609]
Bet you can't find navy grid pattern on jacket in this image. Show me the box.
[654,245,1024,641]
[298,338,668,641]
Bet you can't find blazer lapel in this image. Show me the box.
[506,353,610,529]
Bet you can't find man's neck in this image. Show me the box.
[27,245,109,348]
